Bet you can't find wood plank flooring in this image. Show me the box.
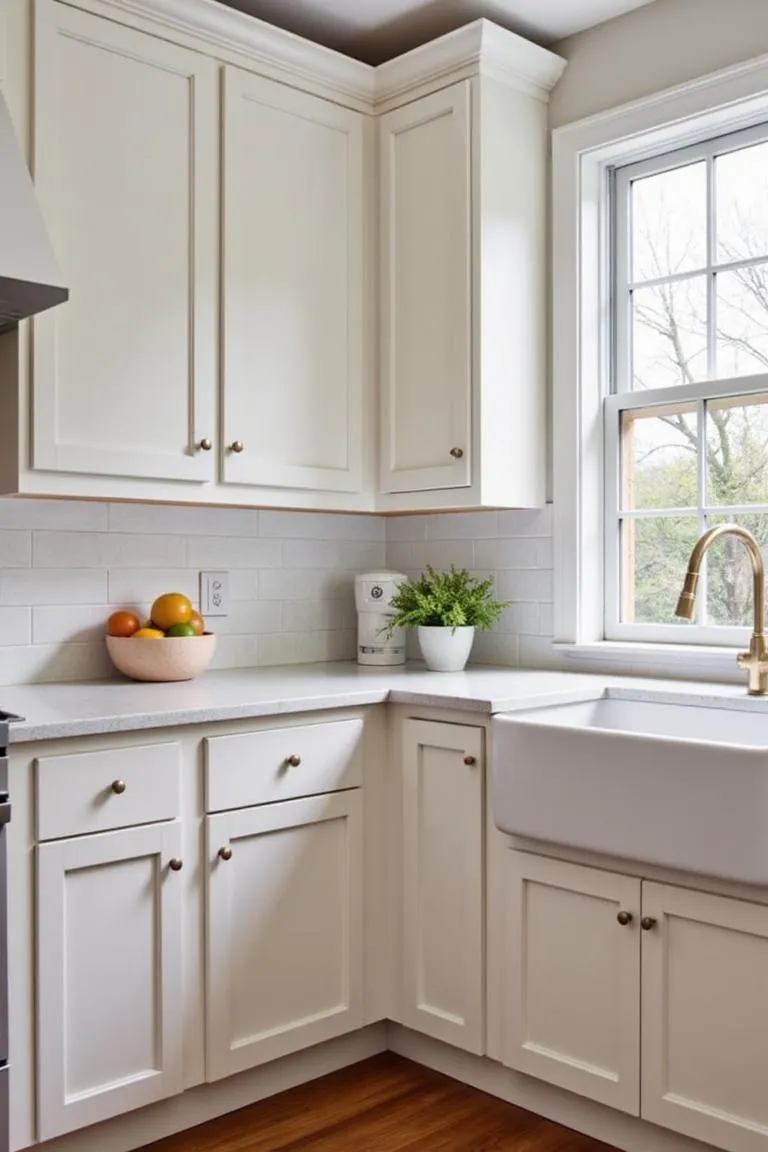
[140,1054,620,1151]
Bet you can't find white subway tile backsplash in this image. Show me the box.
[107,569,199,609]
[281,539,385,570]
[260,510,384,542]
[0,499,556,684]
[187,536,282,569]
[108,502,260,536]
[32,604,109,645]
[33,531,186,569]
[0,531,32,568]
[0,608,31,647]
[0,499,108,532]
[0,569,107,606]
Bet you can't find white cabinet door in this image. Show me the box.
[642,882,768,1152]
[37,822,183,1140]
[380,82,472,494]
[504,853,641,1115]
[205,791,364,1080]
[221,68,365,494]
[33,1,217,483]
[401,719,484,1053]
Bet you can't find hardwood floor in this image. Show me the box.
[140,1054,619,1151]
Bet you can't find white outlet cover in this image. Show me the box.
[200,571,229,617]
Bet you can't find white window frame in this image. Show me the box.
[552,49,768,678]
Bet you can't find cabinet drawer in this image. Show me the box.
[205,718,363,812]
[36,742,181,840]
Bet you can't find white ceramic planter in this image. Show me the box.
[417,625,475,672]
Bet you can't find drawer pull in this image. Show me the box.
[230,440,244,454]
[617,910,633,926]
[168,858,183,872]
[641,916,657,931]
[111,779,127,795]
[286,754,302,768]
[198,437,213,452]
[450,447,464,459]
[463,755,476,766]
[218,846,233,862]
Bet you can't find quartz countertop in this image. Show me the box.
[2,661,766,743]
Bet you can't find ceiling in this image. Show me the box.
[217,0,658,64]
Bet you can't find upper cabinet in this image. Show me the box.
[220,69,366,495]
[0,3,564,512]
[380,83,472,495]
[379,62,564,511]
[32,0,218,485]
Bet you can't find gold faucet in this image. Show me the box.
[675,524,768,695]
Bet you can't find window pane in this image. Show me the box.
[622,407,698,510]
[716,264,768,378]
[631,162,706,282]
[706,395,768,506]
[621,516,700,624]
[632,277,708,389]
[716,141,768,264]
[705,514,768,626]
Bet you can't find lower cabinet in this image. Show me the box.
[504,850,768,1152]
[36,822,184,1140]
[205,790,364,1080]
[503,852,641,1114]
[642,882,768,1152]
[400,719,485,1054]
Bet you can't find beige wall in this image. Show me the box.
[550,0,768,128]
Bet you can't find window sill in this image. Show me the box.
[553,641,745,684]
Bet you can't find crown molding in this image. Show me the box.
[94,0,376,108]
[374,19,566,111]
[82,3,565,113]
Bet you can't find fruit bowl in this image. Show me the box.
[106,633,217,682]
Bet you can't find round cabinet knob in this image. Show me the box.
[641,916,657,931]
[198,438,212,452]
[463,755,477,766]
[111,779,126,795]
[617,910,633,926]
[286,754,302,768]
[218,846,233,862]
[168,858,183,872]
[230,441,244,454]
[450,447,464,460]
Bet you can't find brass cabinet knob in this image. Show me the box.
[230,441,244,454]
[464,755,477,766]
[198,438,212,451]
[168,858,183,872]
[286,754,302,767]
[111,779,126,795]
[617,910,633,926]
[218,846,233,861]
[450,447,464,460]
[641,916,657,931]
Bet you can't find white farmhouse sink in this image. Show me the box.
[492,693,768,884]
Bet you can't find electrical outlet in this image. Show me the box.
[200,571,229,617]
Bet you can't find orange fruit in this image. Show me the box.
[189,610,205,636]
[133,627,165,639]
[106,610,141,638]
[151,592,193,631]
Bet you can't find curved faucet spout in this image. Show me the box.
[675,524,767,694]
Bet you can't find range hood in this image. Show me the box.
[0,92,68,331]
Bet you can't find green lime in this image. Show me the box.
[166,622,197,637]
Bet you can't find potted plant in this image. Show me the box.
[386,566,509,672]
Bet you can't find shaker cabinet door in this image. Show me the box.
[205,791,364,1080]
[32,0,217,483]
[400,719,484,1053]
[642,882,768,1152]
[503,852,641,1116]
[36,822,184,1139]
[380,82,472,494]
[221,68,365,494]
